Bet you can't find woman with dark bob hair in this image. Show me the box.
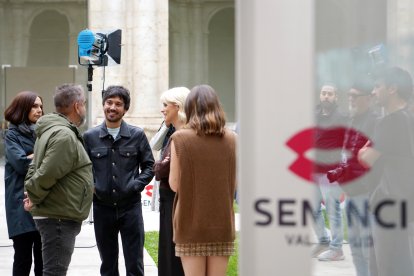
[169,84,237,276]
[4,91,43,276]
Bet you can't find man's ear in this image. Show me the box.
[74,101,81,114]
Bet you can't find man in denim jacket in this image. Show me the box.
[83,86,154,276]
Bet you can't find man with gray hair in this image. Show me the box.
[24,84,93,276]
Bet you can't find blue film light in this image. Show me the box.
[77,29,95,58]
[77,28,121,67]
[76,28,122,91]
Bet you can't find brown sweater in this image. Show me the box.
[171,128,236,244]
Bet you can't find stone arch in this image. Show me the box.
[27,9,69,66]
[26,7,78,35]
[207,7,235,122]
[203,4,234,34]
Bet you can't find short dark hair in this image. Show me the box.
[102,86,131,110]
[351,77,374,95]
[185,84,226,136]
[4,91,43,125]
[374,67,413,101]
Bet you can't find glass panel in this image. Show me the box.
[313,1,414,274]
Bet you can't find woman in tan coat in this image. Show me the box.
[169,84,237,276]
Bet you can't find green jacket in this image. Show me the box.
[25,113,93,221]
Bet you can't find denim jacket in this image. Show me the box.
[83,121,155,207]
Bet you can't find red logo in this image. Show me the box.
[145,185,153,197]
[286,126,370,184]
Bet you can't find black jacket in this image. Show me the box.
[337,110,379,196]
[83,121,155,207]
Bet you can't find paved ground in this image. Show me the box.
[0,161,356,275]
[0,214,158,275]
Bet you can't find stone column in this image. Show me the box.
[0,2,5,65]
[88,0,168,135]
[386,0,414,72]
[68,31,78,66]
[12,3,24,66]
[130,0,168,129]
[175,2,191,86]
[0,1,5,114]
[88,0,125,125]
[192,2,206,84]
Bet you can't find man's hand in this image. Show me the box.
[162,155,170,164]
[23,192,33,212]
[358,141,381,169]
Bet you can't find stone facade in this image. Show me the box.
[3,0,414,153]
[88,0,169,134]
[88,0,236,133]
[0,0,236,157]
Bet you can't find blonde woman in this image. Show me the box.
[153,87,190,276]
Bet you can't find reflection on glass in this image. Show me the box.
[312,1,414,275]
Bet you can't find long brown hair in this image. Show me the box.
[185,84,226,136]
[4,91,43,125]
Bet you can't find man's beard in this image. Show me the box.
[105,110,123,123]
[320,100,336,111]
[78,115,86,126]
[76,112,86,127]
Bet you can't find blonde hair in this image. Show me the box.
[160,87,190,123]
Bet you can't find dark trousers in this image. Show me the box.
[158,189,184,276]
[94,202,145,276]
[12,231,43,276]
[35,219,82,276]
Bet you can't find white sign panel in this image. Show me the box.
[238,0,314,274]
[239,1,414,275]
